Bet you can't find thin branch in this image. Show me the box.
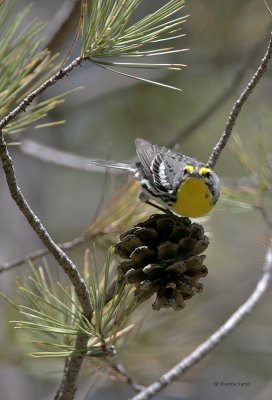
[0,236,86,274]
[0,132,93,320]
[207,32,272,168]
[0,128,92,400]
[167,68,244,148]
[168,28,271,148]
[109,358,145,393]
[20,139,123,174]
[0,51,95,399]
[0,57,84,130]
[131,241,272,400]
[0,24,105,399]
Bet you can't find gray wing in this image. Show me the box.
[135,138,199,193]
[135,138,170,183]
[135,138,180,192]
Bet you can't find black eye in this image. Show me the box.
[183,165,194,175]
[200,168,212,178]
[203,171,211,178]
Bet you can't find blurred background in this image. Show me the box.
[0,0,272,399]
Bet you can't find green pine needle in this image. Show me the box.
[0,1,81,135]
[4,87,83,134]
[81,0,188,90]
[11,252,136,358]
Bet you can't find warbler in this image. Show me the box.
[89,138,220,218]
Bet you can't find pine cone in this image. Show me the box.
[116,213,209,311]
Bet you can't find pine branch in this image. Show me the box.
[0,56,84,130]
[81,0,188,90]
[0,6,109,399]
[167,68,244,148]
[0,132,93,321]
[131,241,272,400]
[0,127,93,399]
[53,334,89,400]
[5,4,269,400]
[207,31,272,168]
[167,27,271,148]
[0,236,85,274]
[0,1,77,134]
[109,358,145,393]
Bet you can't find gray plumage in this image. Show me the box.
[88,138,220,207]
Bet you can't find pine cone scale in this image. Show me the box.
[116,213,210,311]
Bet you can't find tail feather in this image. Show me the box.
[87,159,136,173]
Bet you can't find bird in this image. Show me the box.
[88,138,220,218]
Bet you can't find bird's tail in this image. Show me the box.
[87,159,136,174]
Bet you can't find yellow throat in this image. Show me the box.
[173,177,213,218]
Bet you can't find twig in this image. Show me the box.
[20,139,123,174]
[168,29,271,148]
[0,57,84,130]
[0,236,86,274]
[131,241,272,400]
[207,32,272,168]
[109,358,145,393]
[168,69,245,148]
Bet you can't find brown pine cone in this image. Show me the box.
[115,213,209,311]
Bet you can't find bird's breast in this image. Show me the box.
[172,178,214,217]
